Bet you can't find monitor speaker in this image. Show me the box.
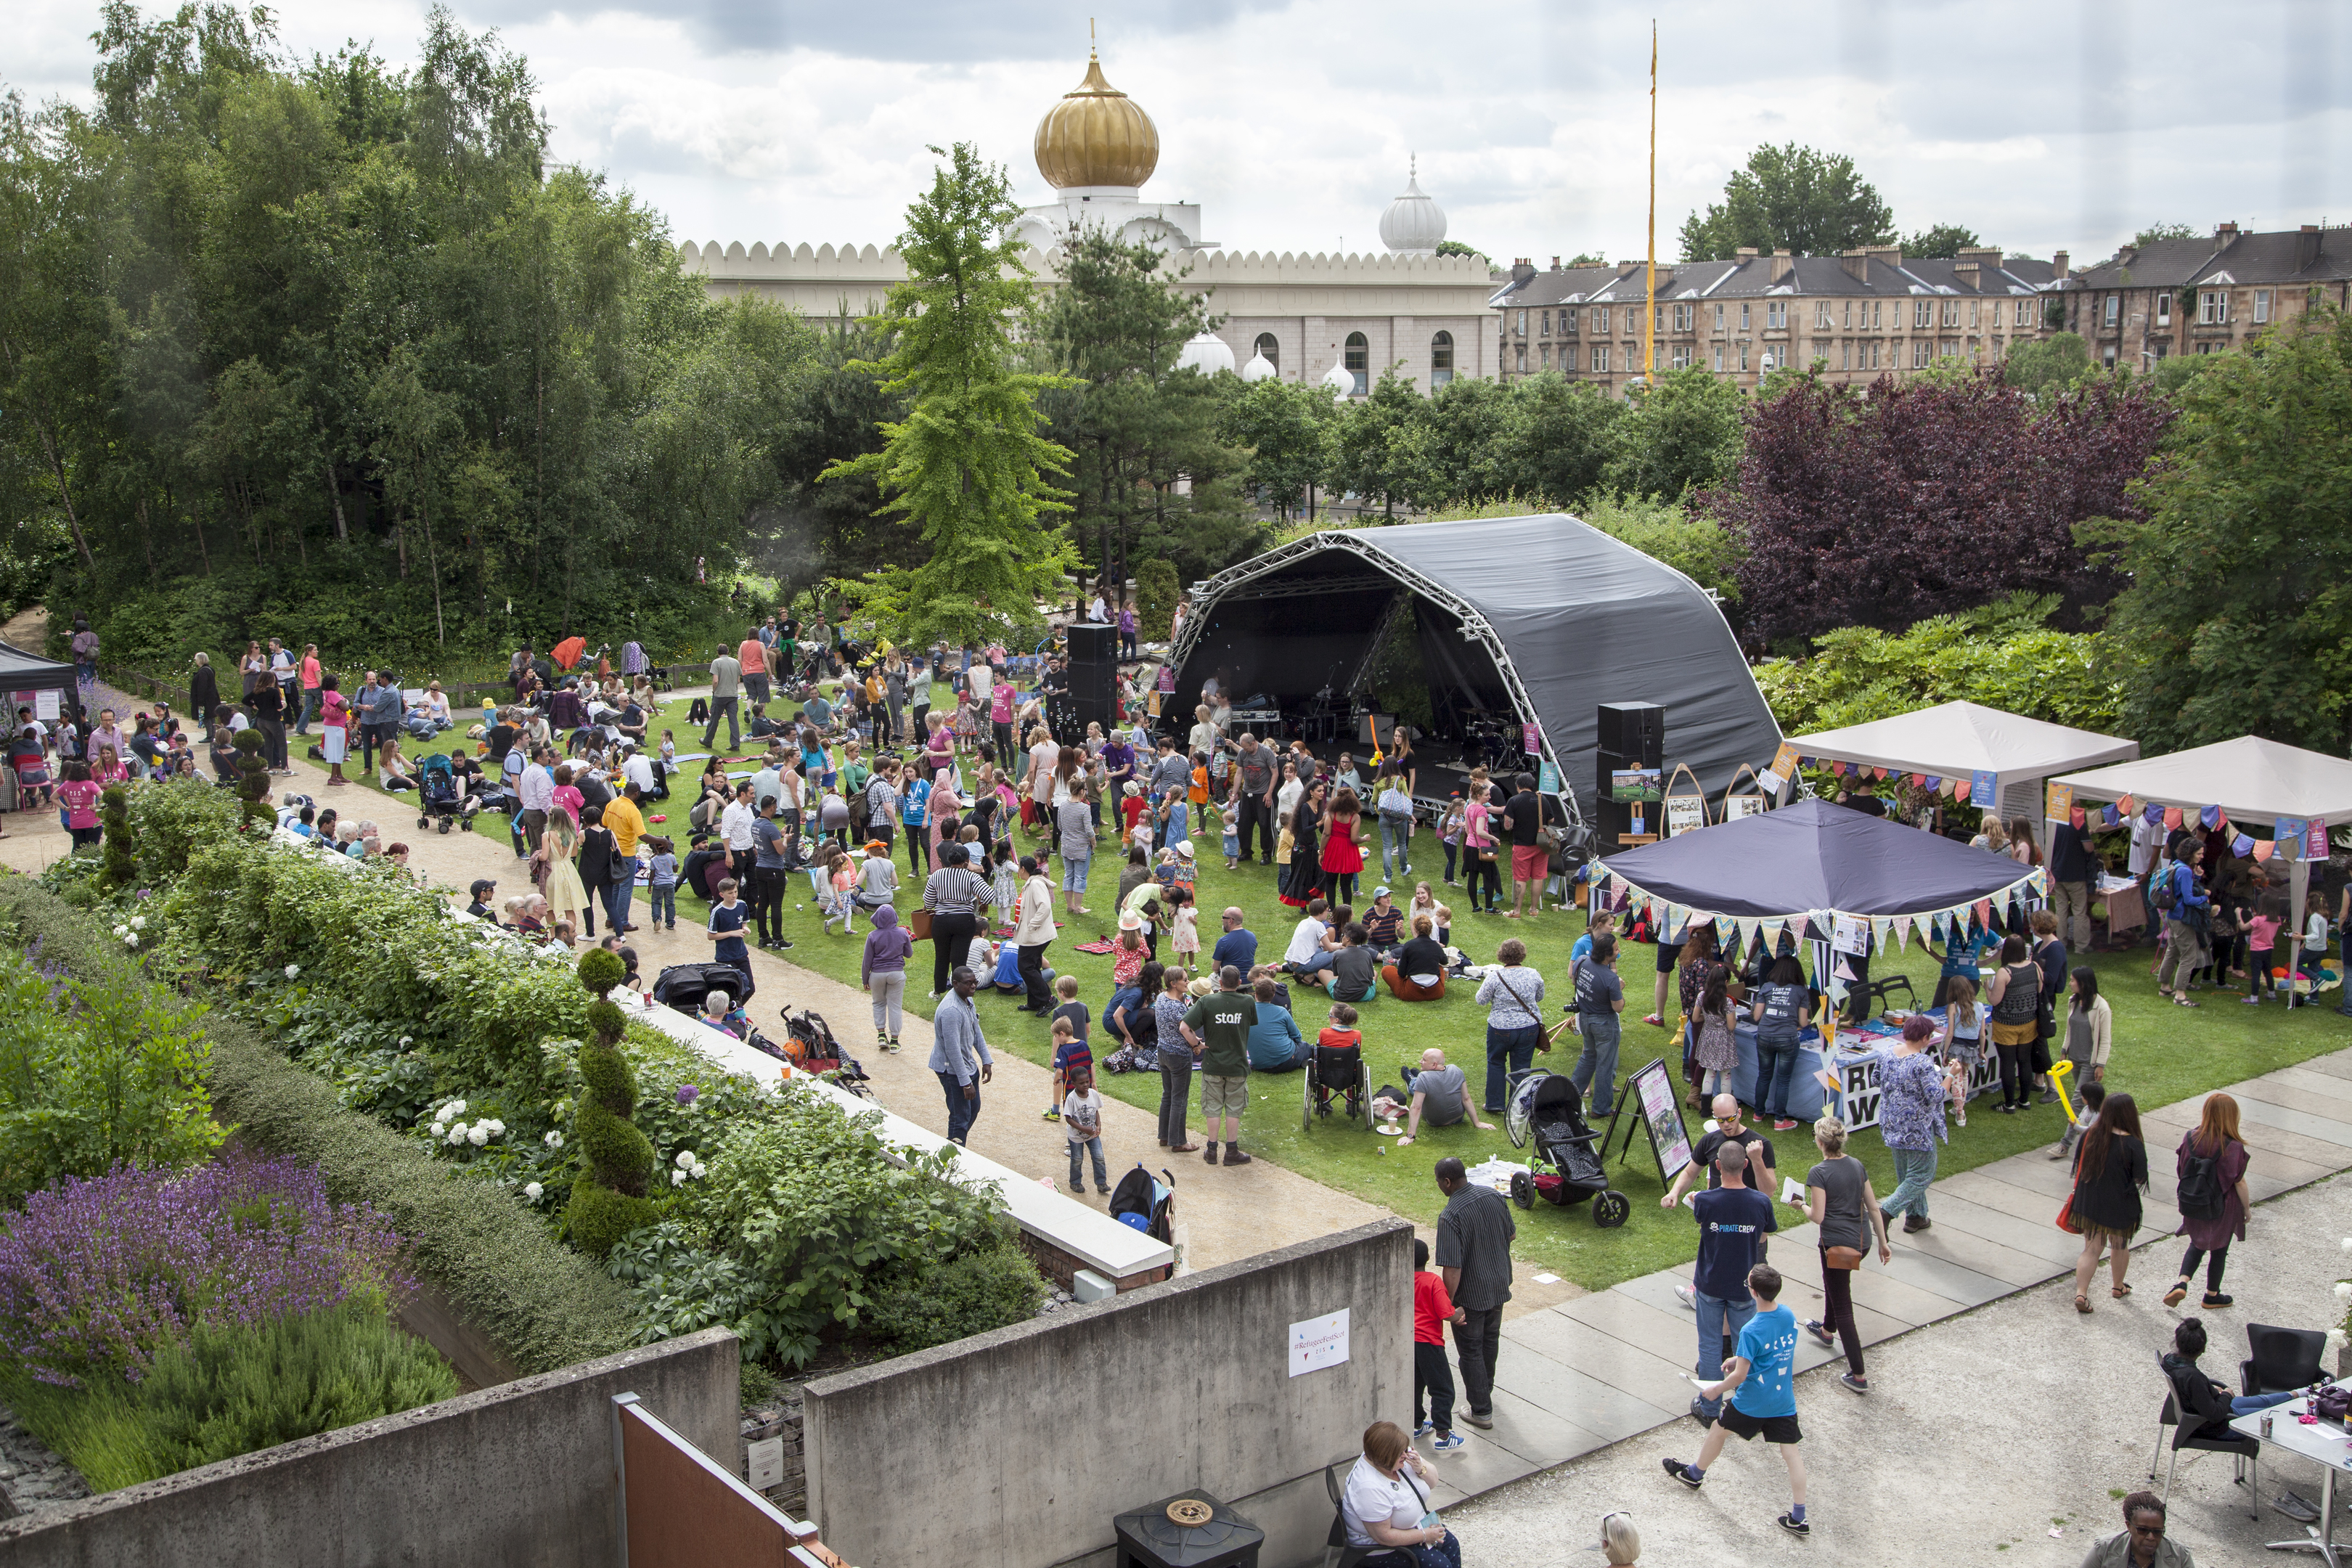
[1597,703,1664,765]
[1357,713,1395,749]
[1066,623,1116,672]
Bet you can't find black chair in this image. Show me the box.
[1862,973,1916,1017]
[1322,1462,1413,1568]
[2242,1323,2327,1396]
[2148,1377,2260,1518]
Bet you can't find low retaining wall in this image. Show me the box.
[803,1218,1413,1568]
[0,1328,740,1567]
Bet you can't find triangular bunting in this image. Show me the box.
[1974,899,1993,928]
[2253,839,2275,862]
[1739,916,1763,952]
[2163,807,2184,829]
[2118,794,2136,816]
[1715,915,1736,947]
[2232,833,2254,857]
[1760,917,1785,950]
[1894,913,1914,951]
[2200,804,2221,830]
[1871,917,1893,953]
[1954,780,1971,802]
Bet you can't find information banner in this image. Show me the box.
[33,690,60,722]
[1769,741,1800,779]
[2044,781,2072,822]
[1522,722,1541,758]
[1602,1058,1693,1187]
[1969,769,1998,806]
[1723,793,1766,820]
[2309,817,2329,859]
[1664,796,1707,837]
[1538,759,1561,795]
[1611,767,1663,801]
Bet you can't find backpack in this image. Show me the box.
[2175,1142,2228,1221]
[2149,863,2179,915]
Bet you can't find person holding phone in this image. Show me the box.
[1341,1421,1458,1566]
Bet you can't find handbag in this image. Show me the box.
[2055,1193,2083,1234]
[1824,1245,1864,1270]
[1492,968,1551,1053]
[909,908,934,942]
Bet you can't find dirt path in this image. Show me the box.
[1,744,1389,1273]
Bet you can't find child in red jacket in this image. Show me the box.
[1413,1237,1466,1450]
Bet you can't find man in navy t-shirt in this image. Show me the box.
[1211,907,1257,973]
[1683,1141,1776,1423]
[1664,1262,1812,1538]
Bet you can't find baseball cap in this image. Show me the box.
[470,878,497,897]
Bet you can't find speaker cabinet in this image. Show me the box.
[1598,702,1665,763]
[1066,623,1116,671]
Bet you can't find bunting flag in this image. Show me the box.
[2200,804,2221,830]
[2101,804,2120,826]
[2232,833,2254,857]
[1760,917,1785,950]
[2030,867,2047,895]
[2070,807,2086,829]
[1832,956,1856,983]
[1925,775,1943,792]
[2163,807,2184,830]
[1954,780,1972,802]
[1909,773,1926,789]
[1874,767,1888,781]
[1894,913,1914,951]
[2144,801,2164,824]
[1739,916,1764,952]
[2118,794,2136,816]
[1830,761,1847,776]
[1871,917,1894,954]
[1975,899,1993,928]
[1715,914,1737,947]
[2254,839,2276,862]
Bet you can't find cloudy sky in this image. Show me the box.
[11,0,2351,264]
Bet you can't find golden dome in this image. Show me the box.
[1033,52,1159,191]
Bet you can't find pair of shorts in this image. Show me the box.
[1990,1018,2038,1048]
[1511,844,1546,881]
[1061,856,1090,891]
[1199,1073,1248,1118]
[1715,1404,1802,1444]
[1656,939,1685,974]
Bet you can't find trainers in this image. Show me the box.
[1839,1372,1869,1395]
[1778,1512,1810,1536]
[1222,1148,1252,1165]
[887,1035,901,1053]
[1414,1421,1434,1437]
[1042,1108,1061,1122]
[1773,1119,1799,1132]
[1460,1409,1493,1430]
[1432,1432,1465,1452]
[1673,1283,1697,1311]
[2038,1089,2059,1104]
[1095,1183,1111,1195]
[2202,1292,2234,1308]
[1687,1397,1716,1425]
[1662,1458,1702,1489]
[1805,1318,1837,1348]
[1903,1214,1931,1233]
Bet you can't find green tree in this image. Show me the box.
[1901,224,1982,258]
[1325,369,1438,516]
[1222,376,1335,525]
[2084,306,2352,753]
[1604,365,1744,499]
[822,144,1075,646]
[1495,375,1622,506]
[1434,240,1489,264]
[2133,221,2199,246]
[1577,492,1745,603]
[2002,332,2094,394]
[1567,251,1607,267]
[1678,143,1894,260]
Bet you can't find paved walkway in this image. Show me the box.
[1428,1045,2352,1509]
[0,746,1388,1274]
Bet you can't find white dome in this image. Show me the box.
[1379,158,1447,257]
[1320,359,1356,398]
[1240,349,1278,383]
[1177,330,1236,376]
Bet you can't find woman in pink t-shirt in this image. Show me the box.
[550,762,584,828]
[1462,779,1499,915]
[57,761,102,847]
[91,746,129,786]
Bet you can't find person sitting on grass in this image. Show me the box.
[1324,920,1379,1004]
[1375,1048,1493,1146]
[1244,976,1306,1071]
[1381,913,1450,1000]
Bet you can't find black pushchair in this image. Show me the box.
[1503,1070,1630,1226]
[651,962,753,1016]
[1108,1164,1174,1246]
[1301,1037,1369,1131]
[414,752,475,834]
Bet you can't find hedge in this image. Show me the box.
[0,879,638,1377]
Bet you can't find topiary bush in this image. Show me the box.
[97,785,136,892]
[231,730,270,831]
[565,950,658,1257]
[870,1242,1047,1356]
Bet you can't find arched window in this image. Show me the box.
[1430,330,1455,388]
[1344,331,1368,396]
[1254,332,1280,373]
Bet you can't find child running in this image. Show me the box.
[1663,1263,1810,1536]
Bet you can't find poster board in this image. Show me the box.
[1662,762,1709,836]
[1610,767,1662,801]
[1601,1058,1694,1187]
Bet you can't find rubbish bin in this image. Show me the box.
[1112,1491,1265,1568]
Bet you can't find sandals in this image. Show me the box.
[2171,996,2200,1008]
[2075,1294,2094,1314]
[2111,1283,2133,1299]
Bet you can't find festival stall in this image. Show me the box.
[1593,799,2043,1126]
[1771,700,2139,828]
[1,639,80,810]
[2056,736,2352,1004]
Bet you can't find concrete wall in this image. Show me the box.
[0,1328,740,1567]
[803,1218,1413,1568]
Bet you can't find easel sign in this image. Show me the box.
[1662,762,1708,836]
[1721,762,1768,820]
[1601,1058,1694,1188]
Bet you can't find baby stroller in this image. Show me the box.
[777,1007,874,1098]
[1302,1034,1370,1132]
[415,753,474,834]
[651,962,753,1017]
[1503,1069,1630,1227]
[1108,1164,1174,1245]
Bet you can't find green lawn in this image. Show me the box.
[338,693,2352,1292]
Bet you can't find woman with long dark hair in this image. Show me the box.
[1278,780,1327,910]
[2163,1093,2250,1310]
[1320,785,1365,907]
[2067,1091,2147,1312]
[1984,934,2041,1114]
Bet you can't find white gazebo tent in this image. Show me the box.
[2057,736,2352,1006]
[1776,701,2140,825]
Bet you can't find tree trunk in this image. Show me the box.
[138,496,156,582]
[327,459,348,540]
[420,497,446,645]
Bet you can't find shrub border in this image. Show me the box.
[0,878,637,1378]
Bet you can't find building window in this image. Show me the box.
[1712,344,1725,372]
[1514,310,1527,337]
[1815,303,1833,330]
[1593,306,1609,335]
[1515,343,1527,374]
[1739,343,1749,372]
[1674,302,1694,331]
[2254,289,2272,323]
[1739,303,1751,330]
[2104,294,2120,326]
[1839,340,1849,370]
[1914,301,1933,329]
[1713,303,1725,332]
[1967,301,1978,329]
[1592,344,1610,373]
[1654,305,1665,333]
[1941,300,1960,327]
[1430,330,1454,388]
[1540,310,1551,336]
[1344,331,1368,395]
[1765,301,1787,329]
[2198,290,2228,324]
[1671,343,1691,368]
[2015,298,2033,327]
[2155,294,2171,327]
[1254,332,1280,372]
[1913,340,1932,368]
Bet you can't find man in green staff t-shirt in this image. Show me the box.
[1180,965,1258,1167]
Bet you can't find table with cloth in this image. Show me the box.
[1726,1008,1999,1132]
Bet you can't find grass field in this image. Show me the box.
[339,685,2352,1292]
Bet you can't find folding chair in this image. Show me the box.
[2241,1323,2327,1397]
[1321,1463,1382,1568]
[2147,1378,2260,1519]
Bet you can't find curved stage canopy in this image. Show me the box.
[1166,515,1782,817]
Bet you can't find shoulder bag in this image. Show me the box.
[908,907,934,942]
[1492,968,1552,1053]
[1824,1245,1864,1270]
[2054,1192,2083,1235]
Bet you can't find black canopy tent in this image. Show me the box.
[1165,515,1783,823]
[0,640,77,727]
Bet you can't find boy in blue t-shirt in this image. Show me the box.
[1662,1263,1811,1537]
[704,876,756,1005]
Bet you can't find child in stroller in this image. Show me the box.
[1503,1069,1630,1226]
[414,751,478,834]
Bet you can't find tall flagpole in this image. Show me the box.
[1643,20,1657,391]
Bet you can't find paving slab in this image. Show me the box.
[1481,1341,1681,1445]
[1888,1215,2062,1289]
[1834,1259,2013,1326]
[2229,1093,2352,1149]
[1903,1189,2091,1270]
[2224,1072,2352,1127]
[1500,1311,1699,1413]
[1471,1384,1606,1472]
[2284,1050,2352,1082]
[2251,1063,2352,1103]
[1962,1151,2077,1201]
[1607,1270,1839,1376]
[2141,1098,2352,1172]
[1865,1244,2017,1310]
[1937,1167,2072,1225]
[1775,1274,1918,1345]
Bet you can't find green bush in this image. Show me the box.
[870,1241,1045,1355]
[0,1299,459,1493]
[231,730,270,830]
[567,957,659,1257]
[123,777,243,889]
[1135,558,1179,640]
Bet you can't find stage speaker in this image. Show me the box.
[1066,623,1116,671]
[1597,702,1665,764]
[1357,712,1395,749]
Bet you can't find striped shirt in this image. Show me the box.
[921,867,995,917]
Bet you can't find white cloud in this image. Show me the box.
[12,0,2351,264]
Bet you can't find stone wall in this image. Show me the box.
[802,1218,1413,1568]
[0,1328,740,1567]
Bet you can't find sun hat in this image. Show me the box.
[1119,911,1144,931]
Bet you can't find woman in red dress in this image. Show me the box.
[1320,786,1365,907]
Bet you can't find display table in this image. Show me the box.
[2231,1384,2351,1566]
[1726,1010,2000,1132]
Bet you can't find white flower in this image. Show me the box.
[446,1123,468,1144]
[467,1125,490,1147]
[282,962,298,978]
[671,1169,687,1187]
[482,1120,504,1138]
[544,1130,565,1149]
[690,1161,707,1179]
[675,1149,695,1169]
[122,933,139,948]
[111,924,127,938]
[523,1181,544,1201]
[2333,1281,2352,1303]
[2329,1330,2350,1357]
[398,1035,412,1048]
[129,916,145,931]
[446,1100,467,1118]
